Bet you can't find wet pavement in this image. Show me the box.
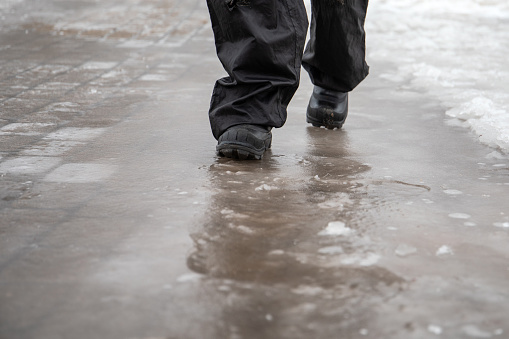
[1,1,509,339]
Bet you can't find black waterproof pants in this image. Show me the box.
[207,0,369,139]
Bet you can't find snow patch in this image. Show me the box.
[366,0,509,152]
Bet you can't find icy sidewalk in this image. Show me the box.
[1,1,509,339]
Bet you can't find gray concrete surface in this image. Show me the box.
[1,1,509,339]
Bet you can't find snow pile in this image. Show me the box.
[366,0,509,151]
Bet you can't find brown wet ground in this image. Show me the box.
[1,1,509,339]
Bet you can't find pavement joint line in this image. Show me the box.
[0,42,72,87]
[0,3,205,106]
[0,52,112,105]
[0,44,212,154]
[0,34,86,85]
[0,56,131,125]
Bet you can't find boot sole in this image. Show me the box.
[306,114,344,130]
[217,142,272,160]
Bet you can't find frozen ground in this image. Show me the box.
[0,1,509,339]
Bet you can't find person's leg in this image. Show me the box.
[303,0,369,129]
[303,0,369,93]
[206,0,308,159]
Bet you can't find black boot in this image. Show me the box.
[216,124,272,160]
[306,86,348,130]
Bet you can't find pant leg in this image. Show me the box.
[303,0,369,93]
[206,0,308,140]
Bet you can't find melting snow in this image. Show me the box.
[366,0,509,151]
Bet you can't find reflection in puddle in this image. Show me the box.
[186,128,405,337]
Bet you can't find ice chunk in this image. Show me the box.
[428,324,443,335]
[318,246,344,255]
[318,221,353,236]
[236,225,255,235]
[176,273,202,283]
[493,222,509,228]
[341,253,380,266]
[140,74,168,81]
[448,213,471,219]
[291,285,324,296]
[436,246,454,256]
[359,253,381,266]
[255,184,277,191]
[443,189,463,195]
[462,325,493,338]
[81,61,117,70]
[395,244,417,257]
